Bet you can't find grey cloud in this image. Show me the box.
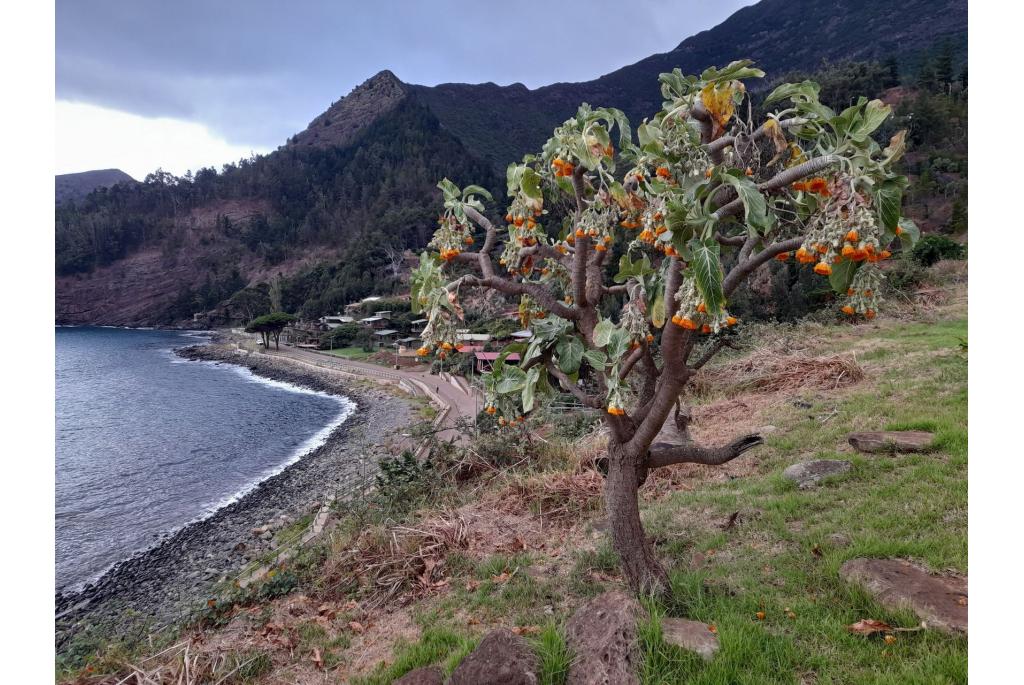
[57,0,754,148]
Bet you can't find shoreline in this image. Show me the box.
[55,342,417,650]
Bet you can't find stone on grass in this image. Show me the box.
[448,628,539,685]
[839,558,967,635]
[393,665,444,685]
[565,590,643,685]
[660,618,720,661]
[782,460,851,489]
[847,431,934,453]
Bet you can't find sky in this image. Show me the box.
[56,0,755,180]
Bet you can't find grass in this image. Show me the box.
[632,316,967,684]
[323,346,375,361]
[356,315,967,685]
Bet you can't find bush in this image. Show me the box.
[911,235,966,266]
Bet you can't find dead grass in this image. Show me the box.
[320,512,469,607]
[694,350,864,397]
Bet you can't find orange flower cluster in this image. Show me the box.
[655,167,671,179]
[551,157,575,177]
[607,405,626,416]
[792,177,831,196]
[440,249,461,262]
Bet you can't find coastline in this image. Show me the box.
[55,342,417,650]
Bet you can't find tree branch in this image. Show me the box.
[687,337,739,371]
[710,154,839,222]
[722,236,804,295]
[705,117,809,155]
[545,358,603,409]
[646,433,763,468]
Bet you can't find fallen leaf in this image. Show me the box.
[847,619,892,636]
[465,579,480,592]
[811,545,823,558]
[491,572,512,584]
[311,647,324,670]
[348,621,365,634]
[884,635,897,645]
[510,535,526,552]
[467,616,480,626]
[956,597,967,606]
[708,624,717,634]
[512,625,541,636]
[722,511,740,530]
[755,611,766,621]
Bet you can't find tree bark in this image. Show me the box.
[605,442,670,594]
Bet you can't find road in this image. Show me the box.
[267,345,481,443]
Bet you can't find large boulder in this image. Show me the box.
[448,628,539,685]
[839,558,967,635]
[847,431,934,453]
[564,590,644,685]
[393,665,444,685]
[660,618,720,661]
[782,460,851,489]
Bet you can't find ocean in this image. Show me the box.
[55,327,353,591]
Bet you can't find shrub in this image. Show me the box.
[911,235,966,266]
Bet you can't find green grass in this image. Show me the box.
[324,346,375,360]
[634,317,967,684]
[351,626,478,685]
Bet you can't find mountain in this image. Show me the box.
[55,168,135,205]
[55,0,967,327]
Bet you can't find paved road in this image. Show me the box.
[268,346,481,443]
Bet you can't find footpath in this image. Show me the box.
[267,345,482,444]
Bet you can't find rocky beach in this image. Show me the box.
[55,343,417,651]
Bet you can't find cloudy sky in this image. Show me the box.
[56,0,754,180]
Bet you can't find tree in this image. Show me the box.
[412,61,920,594]
[245,312,297,350]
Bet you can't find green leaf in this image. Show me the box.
[688,238,725,314]
[898,218,921,248]
[522,367,539,412]
[875,176,907,232]
[593,319,615,348]
[555,337,584,375]
[583,349,606,371]
[607,328,631,360]
[650,287,666,328]
[495,366,527,394]
[851,99,891,141]
[828,260,860,294]
[461,184,493,201]
[521,167,543,201]
[719,172,773,233]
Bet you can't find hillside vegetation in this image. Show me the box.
[54,0,966,327]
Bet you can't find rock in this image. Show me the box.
[660,618,720,661]
[847,431,934,453]
[232,542,247,553]
[839,558,967,635]
[782,460,851,489]
[448,629,539,685]
[564,590,644,685]
[393,665,444,685]
[259,531,273,541]
[758,425,779,435]
[827,533,851,547]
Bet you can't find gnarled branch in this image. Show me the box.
[646,433,763,468]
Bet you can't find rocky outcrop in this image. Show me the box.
[848,431,935,453]
[660,618,720,662]
[564,590,643,685]
[448,629,539,685]
[393,665,444,685]
[840,558,967,635]
[289,70,407,150]
[782,460,852,488]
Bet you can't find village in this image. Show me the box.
[270,294,530,377]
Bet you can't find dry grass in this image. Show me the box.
[320,512,469,607]
[63,639,268,685]
[496,470,605,522]
[694,349,864,397]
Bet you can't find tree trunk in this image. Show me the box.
[605,442,670,595]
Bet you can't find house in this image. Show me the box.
[474,351,520,374]
[318,313,355,330]
[360,315,389,329]
[373,329,399,347]
[410,318,429,334]
[458,332,492,344]
[510,330,533,342]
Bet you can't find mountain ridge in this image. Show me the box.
[55,0,967,326]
